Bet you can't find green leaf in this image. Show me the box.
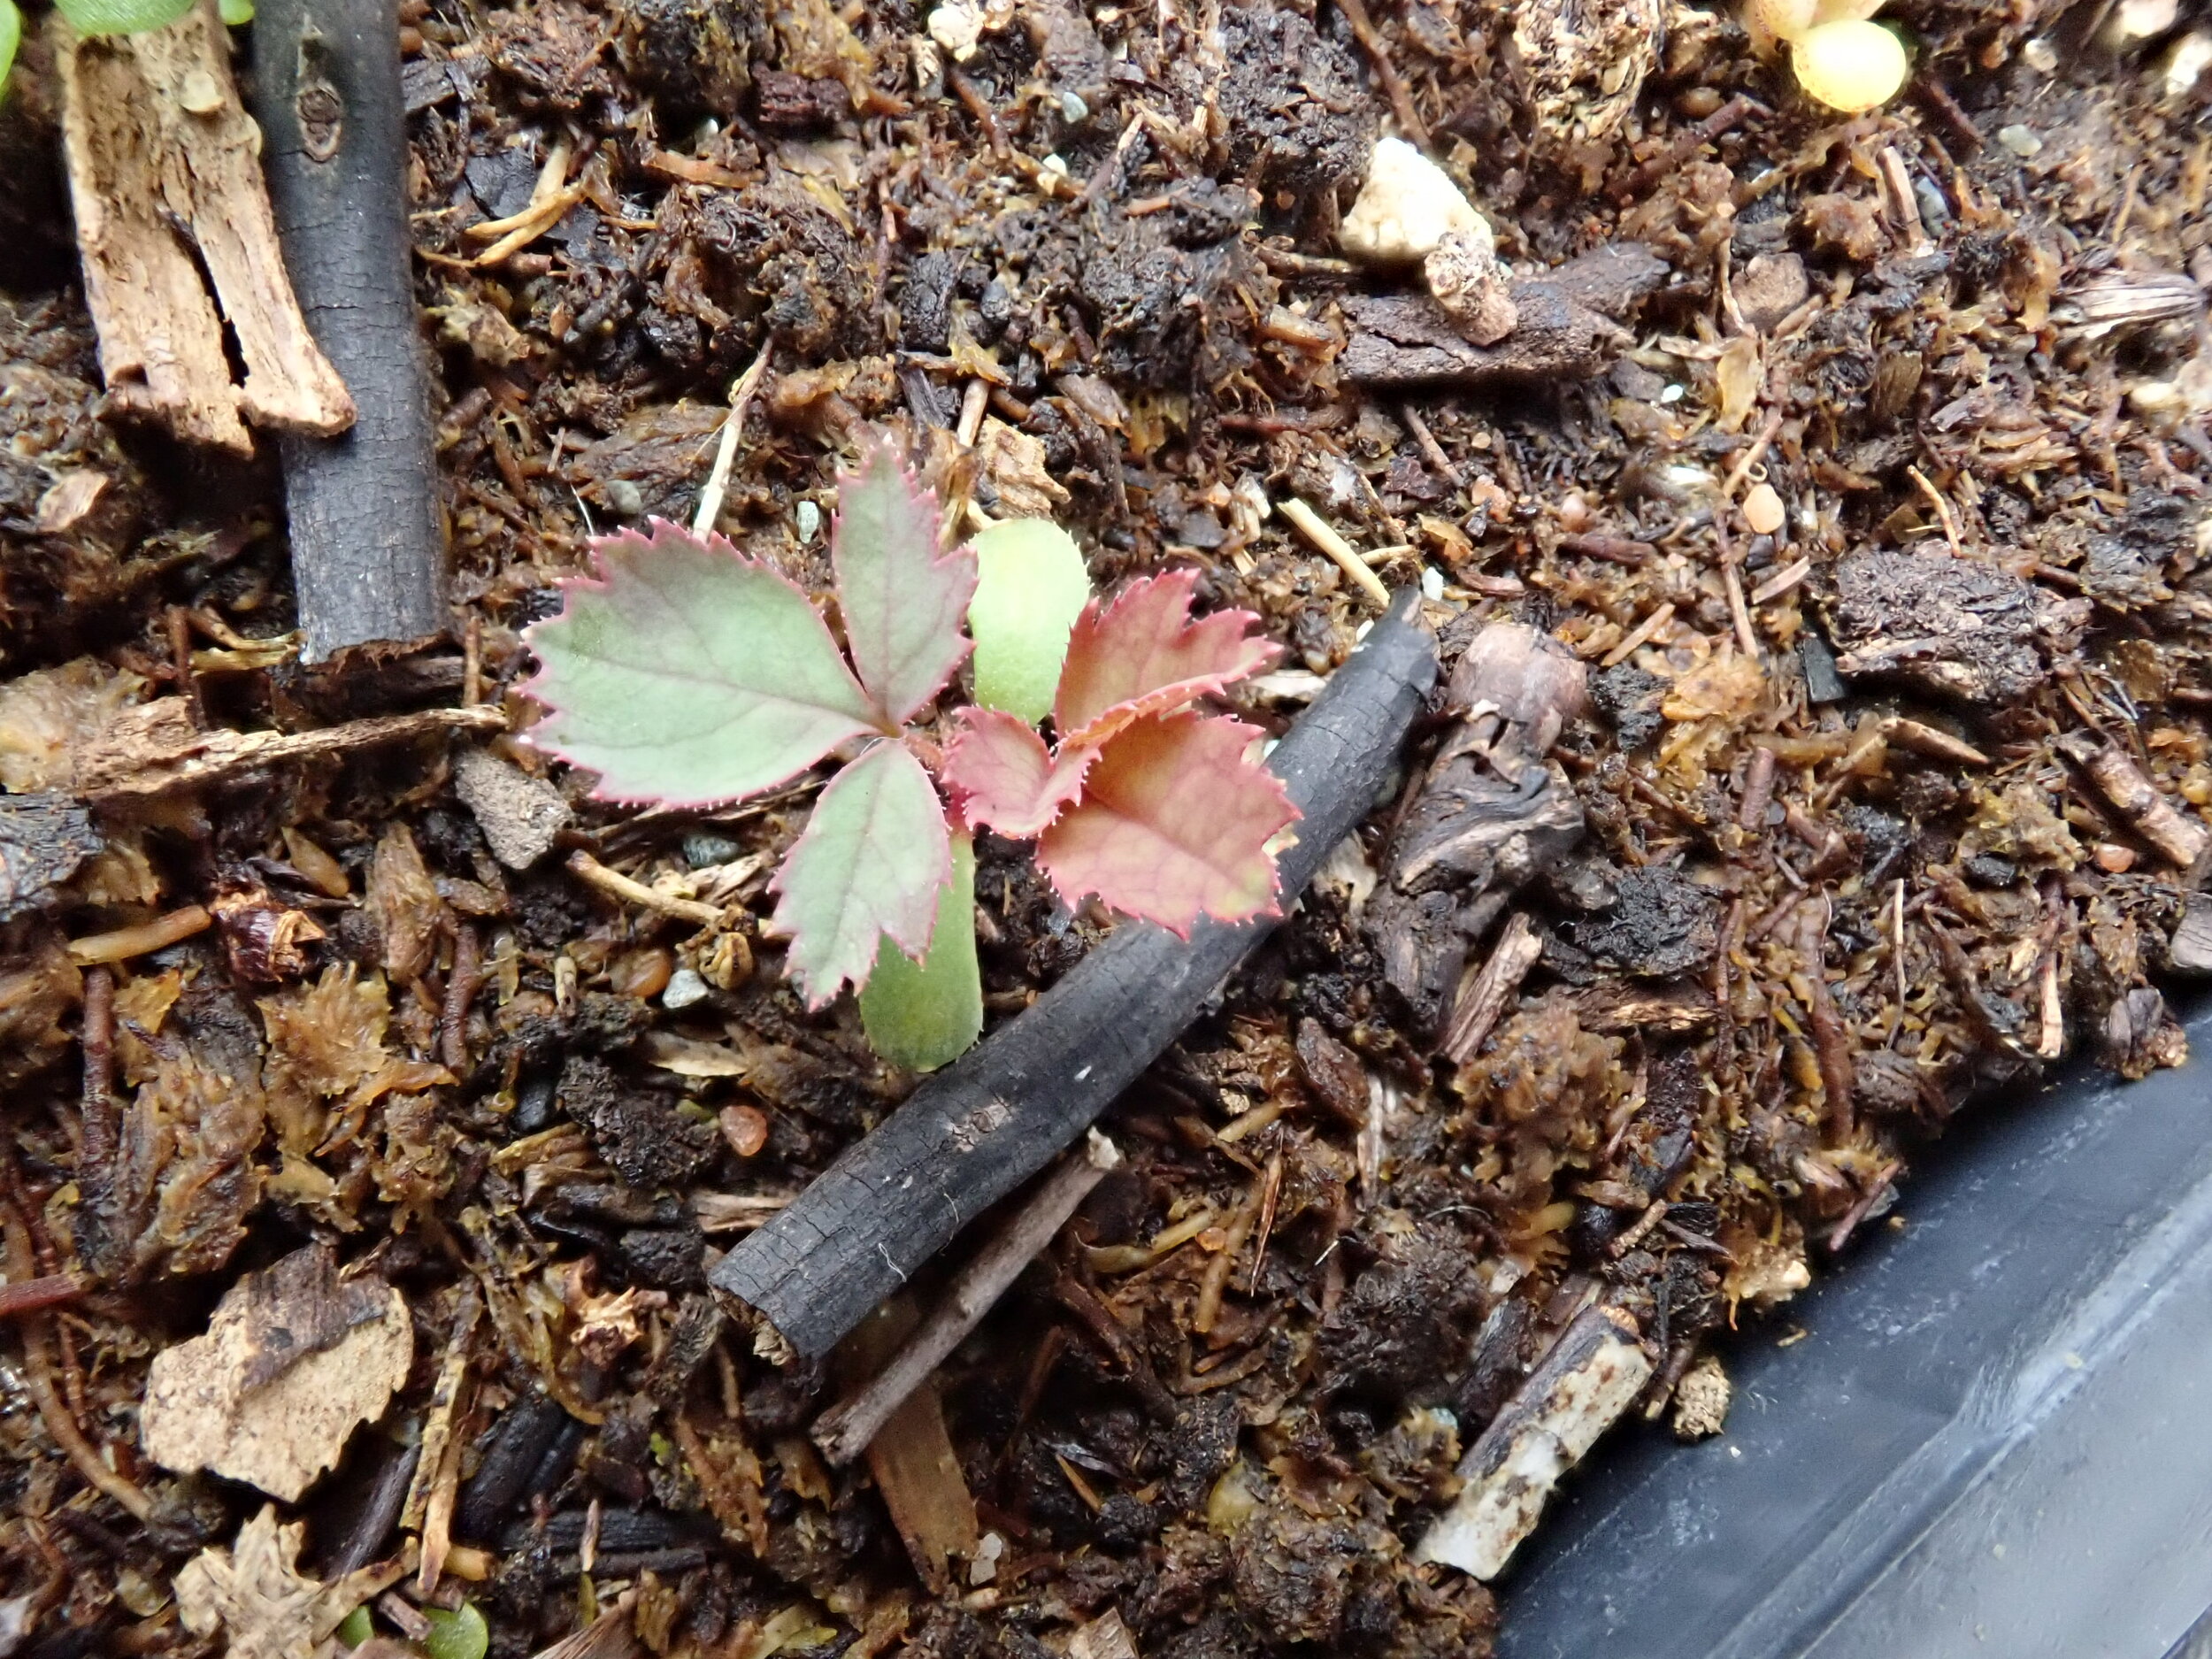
[771,740,950,1006]
[422,1604,489,1659]
[968,518,1092,724]
[832,442,976,726]
[219,0,253,24]
[525,520,881,806]
[859,832,981,1071]
[0,2,19,92]
[335,1607,373,1649]
[54,0,193,33]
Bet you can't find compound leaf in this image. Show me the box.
[1056,570,1279,744]
[941,708,1097,839]
[771,740,950,1007]
[525,519,880,806]
[833,442,977,726]
[1036,711,1298,936]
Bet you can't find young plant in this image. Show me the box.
[523,441,1296,1072]
[3,0,255,98]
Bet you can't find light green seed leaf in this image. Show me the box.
[0,2,19,92]
[335,1606,373,1649]
[859,832,982,1071]
[422,1604,489,1659]
[770,739,951,1007]
[968,518,1091,725]
[54,0,194,34]
[219,0,254,25]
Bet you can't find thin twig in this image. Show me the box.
[1398,403,1463,488]
[1908,466,1964,557]
[694,349,772,536]
[79,966,116,1171]
[566,851,723,929]
[814,1134,1120,1464]
[1332,0,1431,150]
[1715,517,1759,659]
[1279,497,1394,609]
[1720,410,1786,500]
[68,906,211,966]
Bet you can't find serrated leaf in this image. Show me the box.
[1056,570,1281,744]
[771,740,950,1006]
[833,442,977,726]
[525,519,880,807]
[968,518,1092,723]
[1037,711,1298,936]
[859,833,983,1071]
[941,708,1097,838]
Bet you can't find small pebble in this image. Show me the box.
[1998,124,2044,157]
[2022,35,2058,70]
[663,967,711,1010]
[1743,481,1787,536]
[796,500,821,541]
[1676,85,1725,118]
[2093,843,2137,873]
[605,479,644,517]
[1421,565,1446,602]
[718,1102,770,1157]
[683,831,745,868]
[613,947,674,1001]
[1060,90,1088,123]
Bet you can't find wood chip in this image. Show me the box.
[57,4,354,453]
[1415,1305,1652,1579]
[142,1247,411,1502]
[454,748,572,869]
[73,701,504,801]
[2059,731,2211,869]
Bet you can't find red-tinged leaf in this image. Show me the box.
[771,740,952,1007]
[833,442,978,726]
[941,708,1098,838]
[524,519,880,806]
[1036,711,1299,936]
[1055,569,1281,745]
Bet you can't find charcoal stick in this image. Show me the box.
[250,0,447,661]
[712,591,1439,1360]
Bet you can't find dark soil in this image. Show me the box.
[0,0,2208,1655]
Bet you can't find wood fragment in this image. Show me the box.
[56,0,354,456]
[1558,533,1655,565]
[0,1275,83,1320]
[1799,900,1856,1139]
[1720,410,1786,500]
[1279,497,1395,610]
[2059,732,2211,870]
[1737,747,1777,832]
[1416,1305,1651,1579]
[1880,716,1987,766]
[1600,603,1675,668]
[1399,403,1464,488]
[1748,557,1813,604]
[693,350,773,536]
[813,1135,1120,1466]
[73,703,505,801]
[1440,913,1542,1062]
[1332,0,1431,150]
[841,1302,979,1594]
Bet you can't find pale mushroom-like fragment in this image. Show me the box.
[1425,228,1518,345]
[1513,0,1665,145]
[1340,136,1484,267]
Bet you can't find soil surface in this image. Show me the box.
[0,0,2208,1655]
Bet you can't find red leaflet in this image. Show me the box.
[1055,571,1280,744]
[1036,711,1299,935]
[941,708,1098,838]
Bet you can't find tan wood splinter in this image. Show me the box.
[56,0,354,455]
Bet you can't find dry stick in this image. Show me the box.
[1440,912,1541,1063]
[1279,497,1395,610]
[812,1133,1121,1465]
[1720,410,1786,501]
[1715,515,1759,659]
[251,0,447,661]
[79,966,116,1171]
[566,850,723,928]
[1333,0,1431,151]
[1909,465,1965,557]
[693,349,772,536]
[1398,404,1463,489]
[715,593,1438,1361]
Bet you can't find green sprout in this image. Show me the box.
[3,0,254,96]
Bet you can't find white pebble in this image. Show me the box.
[1340,137,1486,267]
[796,499,821,541]
[663,969,710,1011]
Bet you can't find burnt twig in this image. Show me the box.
[250,0,448,660]
[711,593,1438,1361]
[812,1133,1119,1465]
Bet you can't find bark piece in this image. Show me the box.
[1415,1305,1652,1579]
[55,0,354,456]
[251,0,449,659]
[0,793,100,919]
[1342,246,1665,389]
[711,592,1436,1361]
[70,701,503,801]
[142,1243,412,1502]
[1825,549,2090,704]
[455,749,573,870]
